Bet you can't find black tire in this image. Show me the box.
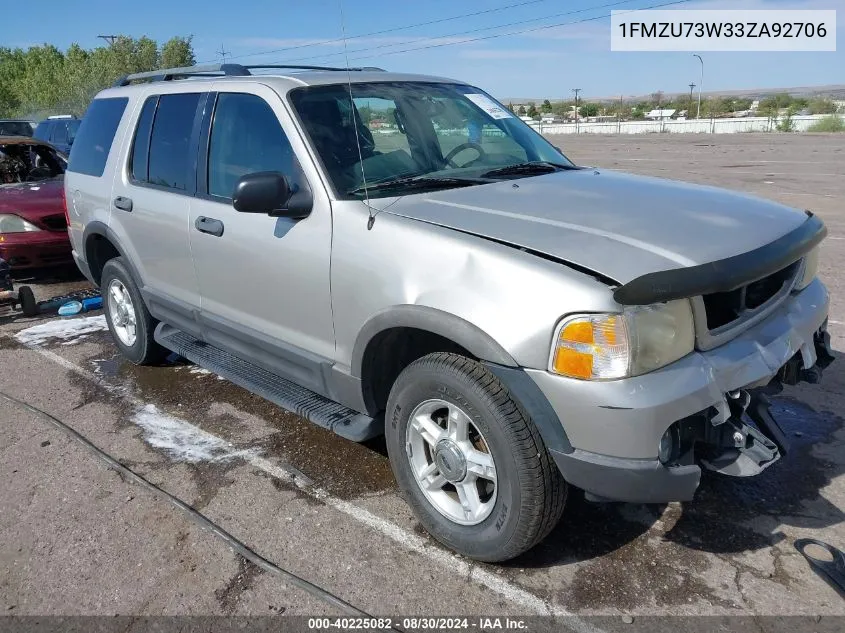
[100,257,168,365]
[18,286,38,317]
[385,352,566,562]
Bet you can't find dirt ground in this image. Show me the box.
[1,133,843,631]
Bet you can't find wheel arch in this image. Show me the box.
[352,305,518,415]
[82,222,142,288]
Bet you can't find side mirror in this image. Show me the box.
[232,171,311,219]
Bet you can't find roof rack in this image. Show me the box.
[113,63,385,87]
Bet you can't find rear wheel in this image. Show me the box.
[101,257,168,365]
[385,352,566,562]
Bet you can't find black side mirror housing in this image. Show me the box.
[232,171,312,219]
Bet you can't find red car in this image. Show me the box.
[0,137,73,272]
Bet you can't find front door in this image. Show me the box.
[188,83,334,392]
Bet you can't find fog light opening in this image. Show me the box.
[659,425,680,465]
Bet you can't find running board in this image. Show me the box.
[154,324,381,442]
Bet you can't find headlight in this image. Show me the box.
[795,246,819,291]
[550,300,695,380]
[0,214,41,234]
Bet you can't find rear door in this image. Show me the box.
[108,89,206,333]
[188,82,334,390]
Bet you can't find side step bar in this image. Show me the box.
[154,324,381,442]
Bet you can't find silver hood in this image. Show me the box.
[385,169,809,285]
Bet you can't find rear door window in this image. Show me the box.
[130,97,158,182]
[67,98,128,177]
[147,93,201,191]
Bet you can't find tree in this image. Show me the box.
[507,102,515,112]
[517,104,527,116]
[0,36,196,118]
[526,103,538,119]
[808,98,837,114]
[540,99,552,113]
[650,91,664,107]
[579,102,599,118]
[160,36,195,68]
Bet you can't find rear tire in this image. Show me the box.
[385,352,566,562]
[101,257,168,365]
[18,286,38,317]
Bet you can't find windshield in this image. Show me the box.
[289,82,575,199]
[0,142,66,185]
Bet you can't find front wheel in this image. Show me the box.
[385,353,566,562]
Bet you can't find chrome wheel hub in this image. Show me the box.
[406,399,498,526]
[107,279,137,347]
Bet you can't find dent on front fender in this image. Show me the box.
[330,204,620,372]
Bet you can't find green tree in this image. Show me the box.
[540,99,552,113]
[526,103,538,118]
[0,36,196,118]
[579,102,599,117]
[161,36,195,68]
[517,104,527,116]
[808,98,837,114]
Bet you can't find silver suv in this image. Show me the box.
[65,64,832,562]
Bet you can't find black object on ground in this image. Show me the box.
[794,538,845,596]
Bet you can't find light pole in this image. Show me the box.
[572,88,581,133]
[688,82,696,118]
[693,54,703,118]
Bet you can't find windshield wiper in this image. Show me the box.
[347,174,485,196]
[481,161,579,179]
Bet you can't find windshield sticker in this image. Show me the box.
[464,93,513,120]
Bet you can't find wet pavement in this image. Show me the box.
[1,134,844,624]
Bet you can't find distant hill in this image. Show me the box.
[501,84,845,104]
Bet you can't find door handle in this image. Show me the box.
[195,216,224,237]
[113,196,133,212]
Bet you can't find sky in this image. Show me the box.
[3,0,843,100]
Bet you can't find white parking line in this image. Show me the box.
[18,342,598,628]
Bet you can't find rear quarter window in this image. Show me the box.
[67,97,128,177]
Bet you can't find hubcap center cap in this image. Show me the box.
[433,439,467,483]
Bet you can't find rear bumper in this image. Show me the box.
[0,232,72,270]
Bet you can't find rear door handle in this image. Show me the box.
[113,196,133,212]
[194,216,224,237]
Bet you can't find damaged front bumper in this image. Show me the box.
[528,278,832,503]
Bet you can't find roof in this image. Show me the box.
[100,64,462,99]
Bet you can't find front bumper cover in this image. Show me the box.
[547,321,833,503]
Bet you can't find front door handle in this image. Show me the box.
[195,216,224,237]
[113,196,133,212]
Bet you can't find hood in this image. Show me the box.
[0,178,65,223]
[385,169,809,285]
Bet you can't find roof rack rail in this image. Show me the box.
[113,63,250,87]
[112,63,386,87]
[243,64,386,72]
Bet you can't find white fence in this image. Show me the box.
[532,114,832,135]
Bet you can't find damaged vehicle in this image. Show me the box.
[66,64,832,562]
[0,137,73,271]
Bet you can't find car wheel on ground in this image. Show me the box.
[101,257,168,365]
[385,352,566,562]
[17,286,37,317]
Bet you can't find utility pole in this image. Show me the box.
[217,44,231,64]
[572,88,581,133]
[97,35,118,46]
[693,54,704,118]
[688,83,696,118]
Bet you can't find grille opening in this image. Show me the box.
[703,261,800,330]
